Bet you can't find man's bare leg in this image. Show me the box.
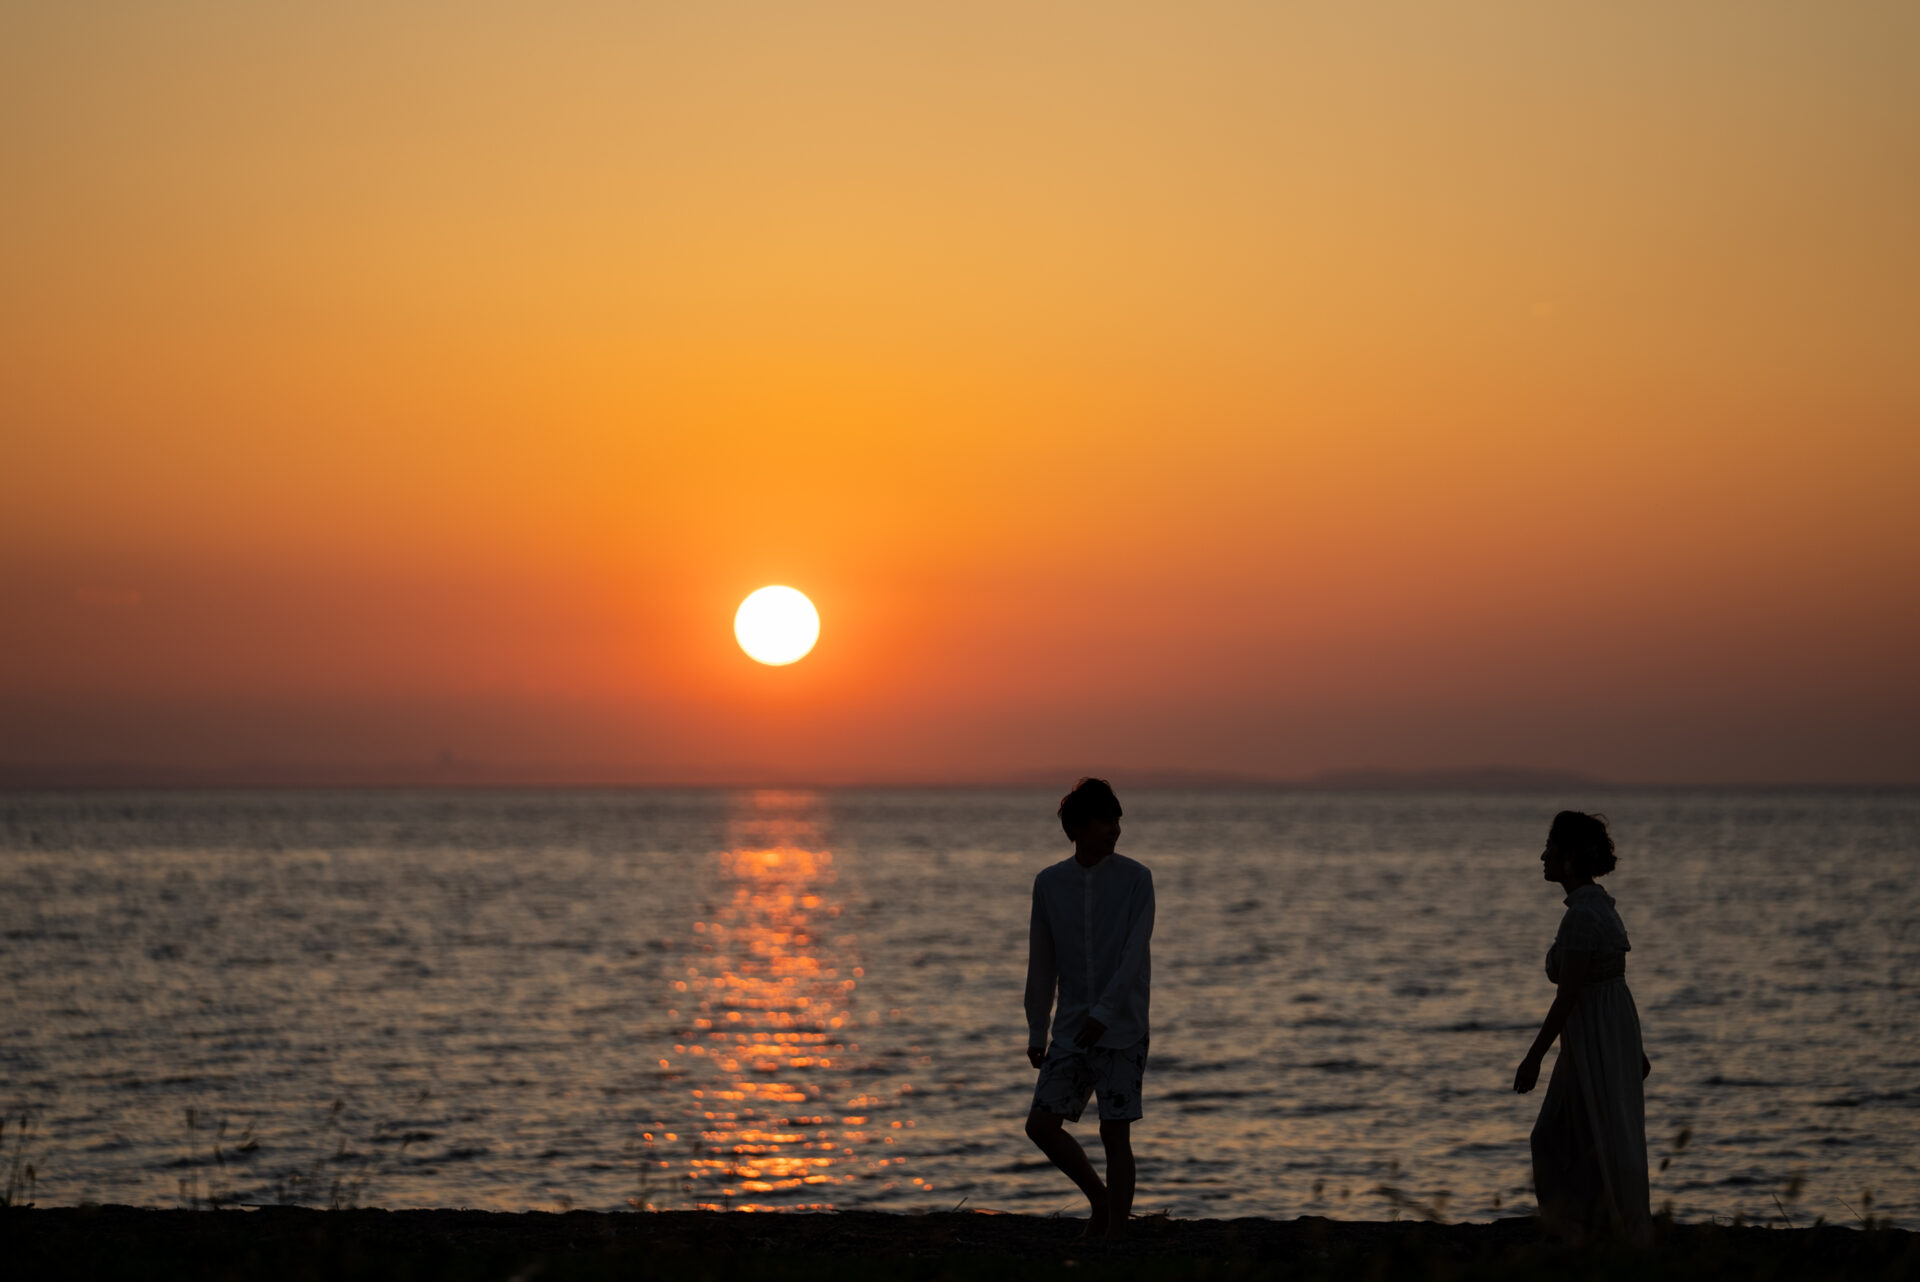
[1099,1119,1135,1240]
[1025,1110,1109,1236]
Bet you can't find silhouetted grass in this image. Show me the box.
[1,1111,36,1208]
[168,1098,411,1212]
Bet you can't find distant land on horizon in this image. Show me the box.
[0,759,1913,792]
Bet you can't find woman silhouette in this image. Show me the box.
[1512,811,1652,1243]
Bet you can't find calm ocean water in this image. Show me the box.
[2,789,1915,1224]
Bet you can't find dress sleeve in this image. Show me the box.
[1556,906,1606,953]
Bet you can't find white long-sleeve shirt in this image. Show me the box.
[1024,852,1155,1051]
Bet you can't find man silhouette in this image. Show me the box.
[1022,778,1156,1240]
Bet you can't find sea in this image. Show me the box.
[2,788,1914,1226]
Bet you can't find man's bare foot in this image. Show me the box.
[1104,1214,1128,1242]
[1078,1197,1110,1240]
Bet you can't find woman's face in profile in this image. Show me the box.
[1540,840,1569,883]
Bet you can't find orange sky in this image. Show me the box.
[4,2,1917,784]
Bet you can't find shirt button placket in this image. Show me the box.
[1083,868,1094,1027]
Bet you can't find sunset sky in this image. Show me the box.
[4,2,1916,785]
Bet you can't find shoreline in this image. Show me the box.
[8,1207,1915,1281]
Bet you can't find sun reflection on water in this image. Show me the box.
[644,791,913,1210]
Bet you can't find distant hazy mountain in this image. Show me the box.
[1304,765,1605,791]
[978,764,1607,791]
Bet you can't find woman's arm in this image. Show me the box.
[1513,949,1592,1092]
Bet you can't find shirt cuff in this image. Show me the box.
[1089,1003,1115,1028]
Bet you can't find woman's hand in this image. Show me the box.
[1028,1045,1045,1070]
[1513,1054,1542,1094]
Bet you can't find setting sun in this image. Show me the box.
[734,587,821,667]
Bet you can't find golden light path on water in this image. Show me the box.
[642,792,919,1210]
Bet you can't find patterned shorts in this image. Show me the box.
[1030,1038,1149,1123]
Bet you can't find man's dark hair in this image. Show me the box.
[1058,777,1123,841]
[1549,810,1618,878]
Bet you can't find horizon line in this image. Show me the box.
[2,761,1915,793]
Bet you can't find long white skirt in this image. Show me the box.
[1530,977,1651,1242]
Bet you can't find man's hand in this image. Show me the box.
[1028,1046,1045,1070]
[1513,1053,1541,1094]
[1074,1017,1108,1050]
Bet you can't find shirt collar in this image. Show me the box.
[1564,883,1613,908]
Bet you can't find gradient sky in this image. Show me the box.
[4,2,1917,784]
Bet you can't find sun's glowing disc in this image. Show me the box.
[734,586,820,666]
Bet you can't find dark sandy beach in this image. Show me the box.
[6,1207,1914,1281]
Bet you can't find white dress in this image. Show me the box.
[1531,883,1651,1241]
